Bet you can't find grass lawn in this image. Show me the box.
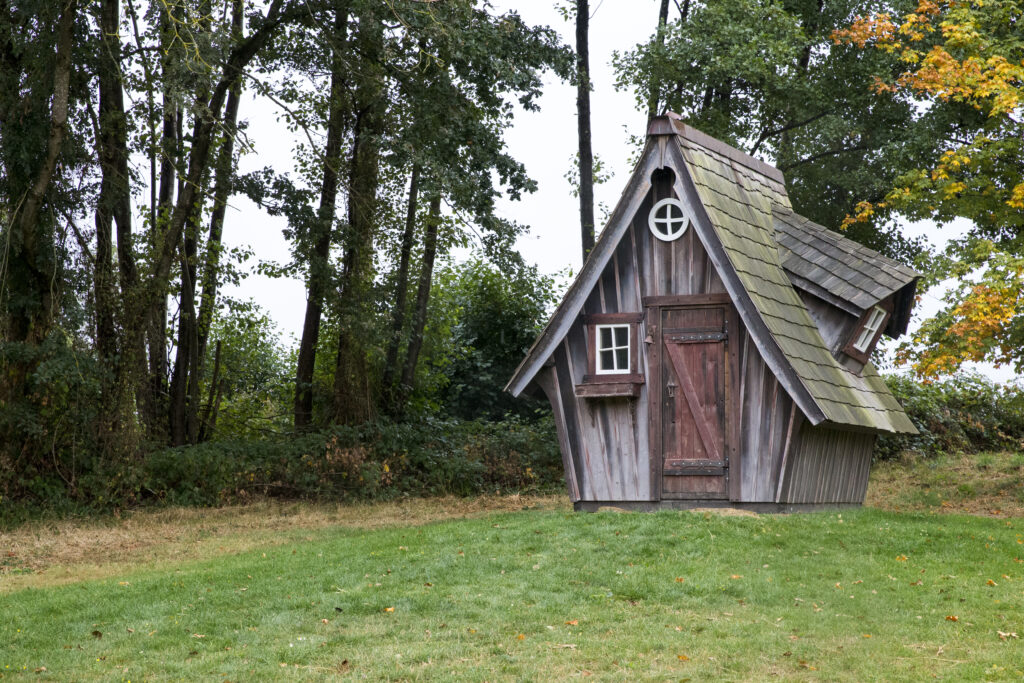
[2,495,1023,681]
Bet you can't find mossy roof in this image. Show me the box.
[674,125,916,434]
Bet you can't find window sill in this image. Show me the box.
[575,374,644,398]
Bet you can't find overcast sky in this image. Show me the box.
[219,1,1015,383]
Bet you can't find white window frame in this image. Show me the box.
[648,198,689,242]
[852,306,887,353]
[595,323,631,374]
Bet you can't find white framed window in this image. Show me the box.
[596,324,631,374]
[648,198,689,242]
[852,306,887,353]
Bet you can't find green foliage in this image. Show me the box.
[0,333,105,502]
[426,258,560,421]
[204,302,293,439]
[612,0,937,260]
[142,416,562,507]
[877,372,1024,459]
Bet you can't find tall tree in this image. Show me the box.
[332,3,385,424]
[294,0,350,429]
[575,0,595,261]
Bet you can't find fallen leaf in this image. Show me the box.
[997,631,1018,640]
[862,634,872,638]
[191,634,206,638]
[516,634,525,640]
[675,577,686,583]
[677,654,690,661]
[946,615,959,622]
[321,619,329,624]
[384,607,395,613]
[896,555,908,562]
[565,620,578,626]
[730,575,743,580]
[555,643,576,649]
[987,579,997,587]
[91,631,102,639]
[126,628,135,634]
[33,667,46,673]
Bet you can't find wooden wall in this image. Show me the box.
[539,169,802,503]
[776,424,876,503]
[735,327,799,501]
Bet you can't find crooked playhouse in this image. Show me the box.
[507,114,919,511]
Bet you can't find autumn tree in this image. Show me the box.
[835,0,1024,377]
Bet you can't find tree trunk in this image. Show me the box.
[295,1,350,430]
[142,5,181,439]
[94,0,144,456]
[397,194,441,406]
[381,163,420,411]
[575,0,595,262]
[198,339,222,442]
[332,10,384,425]
[5,2,75,346]
[196,0,245,370]
[169,206,202,445]
[647,0,670,118]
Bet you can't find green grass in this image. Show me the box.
[2,506,1023,681]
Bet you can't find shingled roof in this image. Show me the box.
[773,206,919,335]
[673,124,916,433]
[507,116,917,435]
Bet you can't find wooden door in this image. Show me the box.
[653,302,733,499]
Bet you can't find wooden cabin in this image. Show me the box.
[506,115,920,511]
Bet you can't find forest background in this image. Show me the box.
[2,0,1024,517]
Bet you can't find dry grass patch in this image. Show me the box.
[0,494,568,592]
[867,451,1024,517]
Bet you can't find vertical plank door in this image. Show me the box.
[658,304,730,499]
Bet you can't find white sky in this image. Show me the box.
[219,1,1017,384]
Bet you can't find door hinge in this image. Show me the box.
[666,332,727,343]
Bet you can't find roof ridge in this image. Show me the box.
[659,117,786,185]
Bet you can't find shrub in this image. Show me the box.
[141,416,562,507]
[876,373,1024,460]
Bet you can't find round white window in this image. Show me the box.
[648,198,688,242]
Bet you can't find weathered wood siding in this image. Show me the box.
[736,326,799,501]
[541,190,653,501]
[634,170,727,299]
[797,290,857,355]
[777,424,876,503]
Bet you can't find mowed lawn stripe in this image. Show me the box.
[2,508,1022,681]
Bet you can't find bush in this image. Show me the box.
[876,373,1024,460]
[141,416,563,507]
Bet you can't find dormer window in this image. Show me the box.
[596,324,630,374]
[852,306,887,353]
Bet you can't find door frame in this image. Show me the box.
[643,293,741,502]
